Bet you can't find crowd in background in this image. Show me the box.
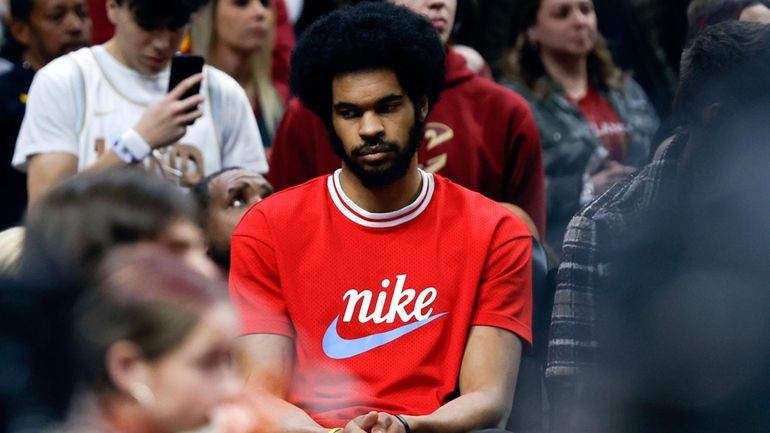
[1,0,769,432]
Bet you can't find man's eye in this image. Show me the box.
[339,110,359,119]
[384,103,400,112]
[229,196,247,208]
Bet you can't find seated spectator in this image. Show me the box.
[230,4,532,432]
[268,0,546,238]
[13,0,267,204]
[192,167,273,272]
[0,0,90,229]
[191,0,286,150]
[61,244,241,433]
[687,0,770,41]
[20,168,218,289]
[502,0,659,256]
[546,21,770,432]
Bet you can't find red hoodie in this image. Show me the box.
[268,48,545,235]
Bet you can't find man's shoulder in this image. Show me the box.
[32,49,87,87]
[239,175,329,226]
[434,175,530,236]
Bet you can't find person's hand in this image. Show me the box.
[589,161,637,196]
[133,73,205,149]
[344,412,405,433]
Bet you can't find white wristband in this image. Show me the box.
[111,129,152,164]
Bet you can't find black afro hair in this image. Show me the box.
[290,2,446,124]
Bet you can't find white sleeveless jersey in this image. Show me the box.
[14,46,267,187]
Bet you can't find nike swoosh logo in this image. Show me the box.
[322,312,448,359]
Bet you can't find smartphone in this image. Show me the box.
[168,54,204,125]
[167,54,204,99]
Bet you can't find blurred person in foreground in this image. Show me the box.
[20,168,217,289]
[12,0,267,204]
[0,0,90,229]
[192,167,273,273]
[594,95,770,433]
[687,0,770,40]
[503,0,659,256]
[58,244,242,433]
[229,3,532,433]
[269,0,546,239]
[191,0,286,150]
[548,21,770,432]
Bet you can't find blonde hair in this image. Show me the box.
[0,227,24,277]
[191,0,284,138]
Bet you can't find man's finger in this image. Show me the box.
[168,73,204,100]
[177,109,204,125]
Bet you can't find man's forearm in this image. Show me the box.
[244,389,329,433]
[402,388,511,433]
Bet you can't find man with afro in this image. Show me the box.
[230,3,533,433]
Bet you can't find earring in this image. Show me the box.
[130,383,156,407]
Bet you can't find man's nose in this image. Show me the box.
[358,111,385,139]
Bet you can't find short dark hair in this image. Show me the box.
[9,0,35,21]
[115,0,208,31]
[290,2,446,125]
[674,21,770,126]
[21,168,198,288]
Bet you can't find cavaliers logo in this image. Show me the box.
[420,122,453,174]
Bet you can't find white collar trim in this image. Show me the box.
[327,169,435,228]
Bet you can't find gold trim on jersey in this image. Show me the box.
[89,48,148,108]
[205,66,223,152]
[71,52,88,139]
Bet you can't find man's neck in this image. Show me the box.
[339,162,423,214]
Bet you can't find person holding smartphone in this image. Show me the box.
[13,0,268,203]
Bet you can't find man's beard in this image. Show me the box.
[329,116,425,189]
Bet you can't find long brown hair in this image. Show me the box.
[503,0,625,99]
[191,0,284,136]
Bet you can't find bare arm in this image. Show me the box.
[498,202,540,241]
[25,74,204,203]
[399,326,523,433]
[27,152,78,205]
[238,334,329,433]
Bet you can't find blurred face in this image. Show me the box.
[205,169,273,268]
[527,0,598,59]
[144,303,240,433]
[390,0,456,45]
[106,0,187,74]
[214,0,273,54]
[739,3,770,24]
[331,69,426,188]
[11,0,91,69]
[156,218,220,279]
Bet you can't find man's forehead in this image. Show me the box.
[332,69,405,104]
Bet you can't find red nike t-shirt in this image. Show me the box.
[230,171,532,427]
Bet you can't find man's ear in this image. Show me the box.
[418,96,429,122]
[105,340,152,397]
[7,18,32,47]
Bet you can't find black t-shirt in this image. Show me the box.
[0,59,34,229]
